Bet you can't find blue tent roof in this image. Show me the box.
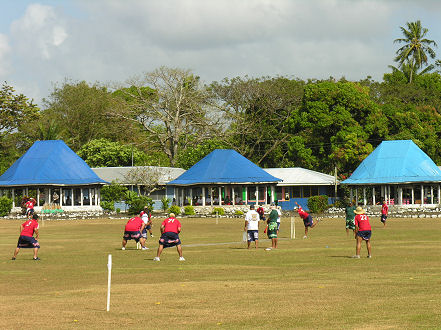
[342,140,441,185]
[168,149,282,185]
[0,140,107,186]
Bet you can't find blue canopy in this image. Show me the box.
[0,140,107,186]
[168,149,281,185]
[342,140,441,185]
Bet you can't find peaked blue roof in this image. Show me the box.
[342,140,441,185]
[0,140,107,186]
[168,149,281,185]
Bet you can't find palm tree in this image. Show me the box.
[394,20,437,83]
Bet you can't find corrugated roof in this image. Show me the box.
[92,166,185,185]
[0,140,107,186]
[264,168,336,186]
[167,149,281,185]
[342,140,441,185]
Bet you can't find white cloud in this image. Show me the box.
[0,34,11,77]
[11,3,67,60]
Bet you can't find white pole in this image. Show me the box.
[106,254,112,312]
[290,217,295,239]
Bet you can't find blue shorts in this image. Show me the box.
[159,232,181,248]
[357,230,372,241]
[17,235,40,248]
[381,215,387,223]
[123,231,141,242]
[277,222,280,230]
[146,225,152,230]
[303,215,313,227]
[247,230,259,242]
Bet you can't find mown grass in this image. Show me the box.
[1,216,440,329]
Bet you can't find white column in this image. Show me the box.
[12,188,15,208]
[60,188,63,207]
[245,186,248,205]
[411,187,414,204]
[218,186,222,206]
[421,184,424,205]
[431,186,434,204]
[190,188,193,206]
[398,187,403,205]
[271,185,275,204]
[80,188,83,206]
[255,185,259,204]
[363,187,366,206]
[355,188,358,206]
[372,187,376,205]
[37,188,40,206]
[232,186,235,206]
[438,184,441,205]
[202,186,206,206]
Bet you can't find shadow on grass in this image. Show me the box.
[330,255,354,258]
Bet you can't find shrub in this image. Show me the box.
[126,194,154,215]
[0,196,12,216]
[212,207,225,216]
[161,197,171,211]
[101,182,128,203]
[234,210,244,216]
[116,208,121,214]
[168,205,181,215]
[307,195,329,213]
[184,205,195,215]
[101,201,115,212]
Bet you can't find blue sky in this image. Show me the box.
[1,0,441,106]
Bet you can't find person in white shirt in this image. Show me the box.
[276,205,282,234]
[244,204,260,249]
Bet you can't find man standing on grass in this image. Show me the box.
[140,206,154,238]
[294,201,319,239]
[12,213,41,260]
[154,213,185,261]
[345,201,356,236]
[122,216,147,250]
[381,200,388,227]
[265,204,279,251]
[244,204,260,249]
[353,206,372,258]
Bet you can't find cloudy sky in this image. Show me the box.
[1,0,441,106]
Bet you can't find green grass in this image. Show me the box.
[1,216,440,329]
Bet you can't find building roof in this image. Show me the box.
[0,140,107,186]
[167,149,281,186]
[92,166,186,185]
[342,140,441,185]
[264,168,336,186]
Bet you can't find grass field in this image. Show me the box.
[1,215,441,329]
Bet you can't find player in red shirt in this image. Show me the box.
[12,213,41,260]
[381,200,389,227]
[140,206,154,237]
[25,198,36,219]
[122,216,147,250]
[153,213,184,261]
[294,201,319,239]
[353,206,372,258]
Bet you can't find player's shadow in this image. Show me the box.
[330,255,355,258]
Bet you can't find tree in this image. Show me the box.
[287,80,387,174]
[175,138,228,169]
[0,83,40,173]
[394,20,437,83]
[210,76,303,167]
[42,81,140,151]
[114,67,217,166]
[123,166,164,196]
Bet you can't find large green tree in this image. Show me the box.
[0,83,40,173]
[41,81,140,151]
[394,20,437,83]
[287,80,388,174]
[211,76,304,167]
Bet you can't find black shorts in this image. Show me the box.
[357,230,372,241]
[17,235,40,248]
[123,231,141,242]
[381,215,387,223]
[303,215,313,227]
[159,232,181,248]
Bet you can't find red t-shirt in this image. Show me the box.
[382,204,388,215]
[25,200,35,209]
[139,211,151,220]
[355,214,371,231]
[161,217,181,233]
[20,219,39,237]
[125,217,143,231]
[297,206,309,220]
